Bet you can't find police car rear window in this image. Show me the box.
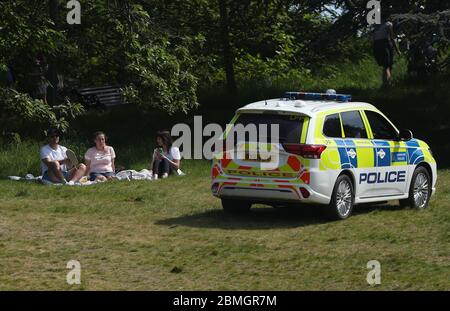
[341,111,368,138]
[233,113,305,143]
[323,113,342,138]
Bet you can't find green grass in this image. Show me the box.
[0,162,449,290]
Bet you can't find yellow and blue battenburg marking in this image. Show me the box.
[405,139,425,165]
[323,138,426,170]
[373,140,391,167]
[335,139,357,169]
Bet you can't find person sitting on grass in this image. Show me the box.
[85,131,116,182]
[149,130,181,179]
[40,128,86,184]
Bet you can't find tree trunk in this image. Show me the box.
[218,0,237,94]
[48,0,59,106]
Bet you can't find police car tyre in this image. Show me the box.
[221,199,252,213]
[324,175,354,220]
[400,166,431,209]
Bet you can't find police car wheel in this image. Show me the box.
[402,167,431,209]
[325,175,354,220]
[221,199,252,213]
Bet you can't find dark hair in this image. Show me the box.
[93,131,108,143]
[47,128,60,137]
[155,130,173,148]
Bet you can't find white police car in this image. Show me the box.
[211,91,437,219]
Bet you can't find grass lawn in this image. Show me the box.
[0,161,449,290]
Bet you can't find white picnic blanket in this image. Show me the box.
[115,168,186,181]
[8,174,96,186]
[116,169,154,181]
[8,169,186,184]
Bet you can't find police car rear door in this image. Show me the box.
[339,110,375,199]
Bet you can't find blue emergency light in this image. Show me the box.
[283,91,352,102]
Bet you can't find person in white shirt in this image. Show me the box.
[40,129,86,183]
[149,130,181,179]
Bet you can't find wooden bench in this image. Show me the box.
[77,86,126,108]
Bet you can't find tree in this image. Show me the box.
[218,0,237,94]
[0,0,200,115]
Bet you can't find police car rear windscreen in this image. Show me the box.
[232,113,306,144]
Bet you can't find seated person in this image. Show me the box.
[40,129,86,183]
[85,131,116,182]
[150,130,181,179]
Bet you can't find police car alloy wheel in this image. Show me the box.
[401,166,431,209]
[221,199,252,213]
[325,175,354,220]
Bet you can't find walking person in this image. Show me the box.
[373,16,401,85]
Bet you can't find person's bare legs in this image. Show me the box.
[382,67,392,85]
[68,164,87,182]
[47,161,67,183]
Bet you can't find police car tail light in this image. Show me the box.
[282,144,327,159]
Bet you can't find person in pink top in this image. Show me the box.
[85,131,116,182]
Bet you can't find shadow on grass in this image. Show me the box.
[156,202,404,230]
[353,202,405,215]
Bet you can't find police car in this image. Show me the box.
[211,90,437,220]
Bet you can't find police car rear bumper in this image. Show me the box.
[212,180,330,205]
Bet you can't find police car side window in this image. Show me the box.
[341,111,368,138]
[365,110,398,140]
[323,113,342,138]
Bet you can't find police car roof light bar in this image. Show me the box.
[283,92,352,103]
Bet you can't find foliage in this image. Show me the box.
[393,10,450,73]
[0,0,449,119]
[0,88,84,139]
[233,33,308,85]
[121,8,199,114]
[0,1,199,116]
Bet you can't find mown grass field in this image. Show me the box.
[0,160,448,290]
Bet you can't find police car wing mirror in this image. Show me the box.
[398,129,413,141]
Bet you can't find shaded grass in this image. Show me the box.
[0,164,448,290]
